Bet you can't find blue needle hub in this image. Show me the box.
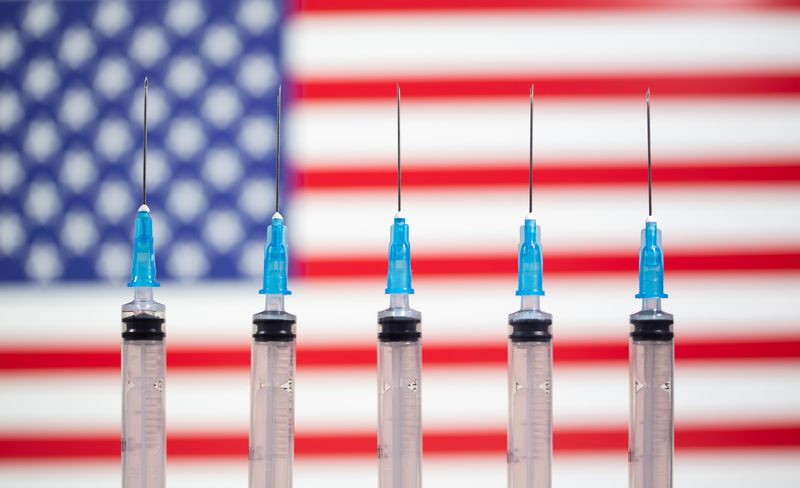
[260,213,291,295]
[516,216,544,296]
[385,215,414,295]
[635,219,668,299]
[128,205,159,288]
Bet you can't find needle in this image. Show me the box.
[646,88,652,217]
[142,77,148,206]
[276,85,282,214]
[396,83,401,213]
[529,83,534,214]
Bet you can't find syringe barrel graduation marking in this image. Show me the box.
[508,301,552,488]
[377,314,422,488]
[628,308,674,488]
[121,293,166,488]
[249,311,296,488]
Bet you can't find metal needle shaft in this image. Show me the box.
[142,77,148,206]
[529,83,534,214]
[397,84,401,213]
[276,85,282,214]
[646,88,652,217]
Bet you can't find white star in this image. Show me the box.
[95,56,133,99]
[24,179,62,224]
[202,84,242,128]
[167,117,205,161]
[0,211,25,256]
[95,179,133,223]
[0,89,23,131]
[129,25,169,67]
[59,87,97,131]
[23,58,59,100]
[238,116,275,159]
[25,240,63,283]
[60,210,99,255]
[96,240,130,281]
[201,24,241,66]
[94,0,132,37]
[238,178,275,222]
[167,240,209,280]
[202,147,242,191]
[0,29,23,69]
[165,0,205,36]
[23,0,59,38]
[237,0,277,34]
[60,149,97,193]
[166,179,207,223]
[238,239,264,278]
[166,55,206,98]
[24,119,61,162]
[59,26,96,69]
[203,209,244,253]
[238,54,278,97]
[0,151,24,194]
[95,117,133,162]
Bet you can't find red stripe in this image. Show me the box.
[293,74,800,100]
[295,161,800,191]
[2,336,798,372]
[297,250,800,278]
[292,0,800,14]
[2,425,798,459]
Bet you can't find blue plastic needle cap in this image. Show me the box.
[385,216,414,294]
[635,220,668,299]
[259,213,292,295]
[128,205,159,287]
[516,216,544,296]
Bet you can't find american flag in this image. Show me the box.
[1,0,799,486]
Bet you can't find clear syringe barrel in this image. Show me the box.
[378,296,422,488]
[249,308,297,488]
[121,287,166,488]
[629,300,674,488]
[507,297,553,488]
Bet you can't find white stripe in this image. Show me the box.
[2,453,800,487]
[1,364,797,432]
[1,275,798,346]
[290,187,800,255]
[286,13,800,78]
[287,98,800,165]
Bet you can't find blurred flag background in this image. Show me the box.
[1,0,799,486]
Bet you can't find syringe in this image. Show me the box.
[249,86,296,488]
[121,78,166,488]
[377,85,422,488]
[507,84,552,488]
[628,89,674,488]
